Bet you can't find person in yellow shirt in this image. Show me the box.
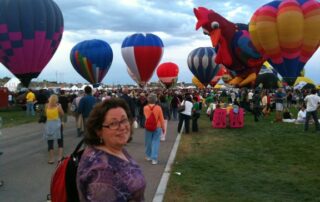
[44,94,64,164]
[25,89,36,116]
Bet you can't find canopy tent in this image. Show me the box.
[4,77,21,92]
[70,85,79,91]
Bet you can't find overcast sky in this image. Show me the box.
[0,0,319,85]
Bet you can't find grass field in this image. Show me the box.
[164,110,320,201]
[0,106,38,128]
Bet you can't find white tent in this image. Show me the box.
[4,77,20,92]
[70,85,79,91]
[80,84,93,90]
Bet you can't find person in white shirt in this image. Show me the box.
[296,105,306,124]
[247,90,253,103]
[177,94,193,134]
[304,89,320,131]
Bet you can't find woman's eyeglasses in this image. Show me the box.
[102,118,130,130]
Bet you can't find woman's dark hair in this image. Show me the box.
[185,94,192,102]
[84,98,133,146]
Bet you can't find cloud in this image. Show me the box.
[56,0,196,36]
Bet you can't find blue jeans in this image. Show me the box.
[26,102,35,116]
[144,128,161,161]
[171,107,178,120]
[178,113,191,133]
[305,110,320,131]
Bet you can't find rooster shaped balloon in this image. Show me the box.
[249,0,320,85]
[194,7,265,87]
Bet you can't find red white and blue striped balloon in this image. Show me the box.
[121,33,164,86]
[187,47,221,86]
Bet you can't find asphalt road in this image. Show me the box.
[0,116,179,202]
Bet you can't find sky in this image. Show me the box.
[0,0,319,85]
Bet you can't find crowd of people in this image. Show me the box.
[2,84,320,199]
[4,85,202,200]
[20,86,320,164]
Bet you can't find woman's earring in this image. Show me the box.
[100,138,103,144]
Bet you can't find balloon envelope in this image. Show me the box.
[127,67,144,87]
[121,33,164,86]
[156,62,179,88]
[187,47,221,86]
[192,76,205,89]
[0,0,64,87]
[249,0,320,85]
[293,76,316,90]
[70,39,113,86]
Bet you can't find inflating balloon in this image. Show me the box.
[194,7,265,87]
[255,63,280,89]
[127,67,144,87]
[192,76,205,89]
[187,47,221,86]
[210,65,227,87]
[156,62,179,88]
[0,0,64,87]
[249,0,320,85]
[293,76,316,90]
[70,39,113,87]
[121,33,164,87]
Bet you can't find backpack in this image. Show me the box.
[49,140,84,202]
[145,105,157,132]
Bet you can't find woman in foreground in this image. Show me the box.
[77,98,146,202]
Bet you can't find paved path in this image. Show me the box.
[0,116,179,202]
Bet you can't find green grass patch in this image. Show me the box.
[0,106,38,128]
[165,111,320,201]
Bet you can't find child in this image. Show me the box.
[283,108,293,119]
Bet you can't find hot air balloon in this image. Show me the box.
[187,47,221,86]
[0,0,64,87]
[192,76,205,89]
[293,76,316,90]
[255,62,280,89]
[70,39,113,87]
[156,62,179,88]
[121,33,164,87]
[210,65,227,87]
[249,0,320,85]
